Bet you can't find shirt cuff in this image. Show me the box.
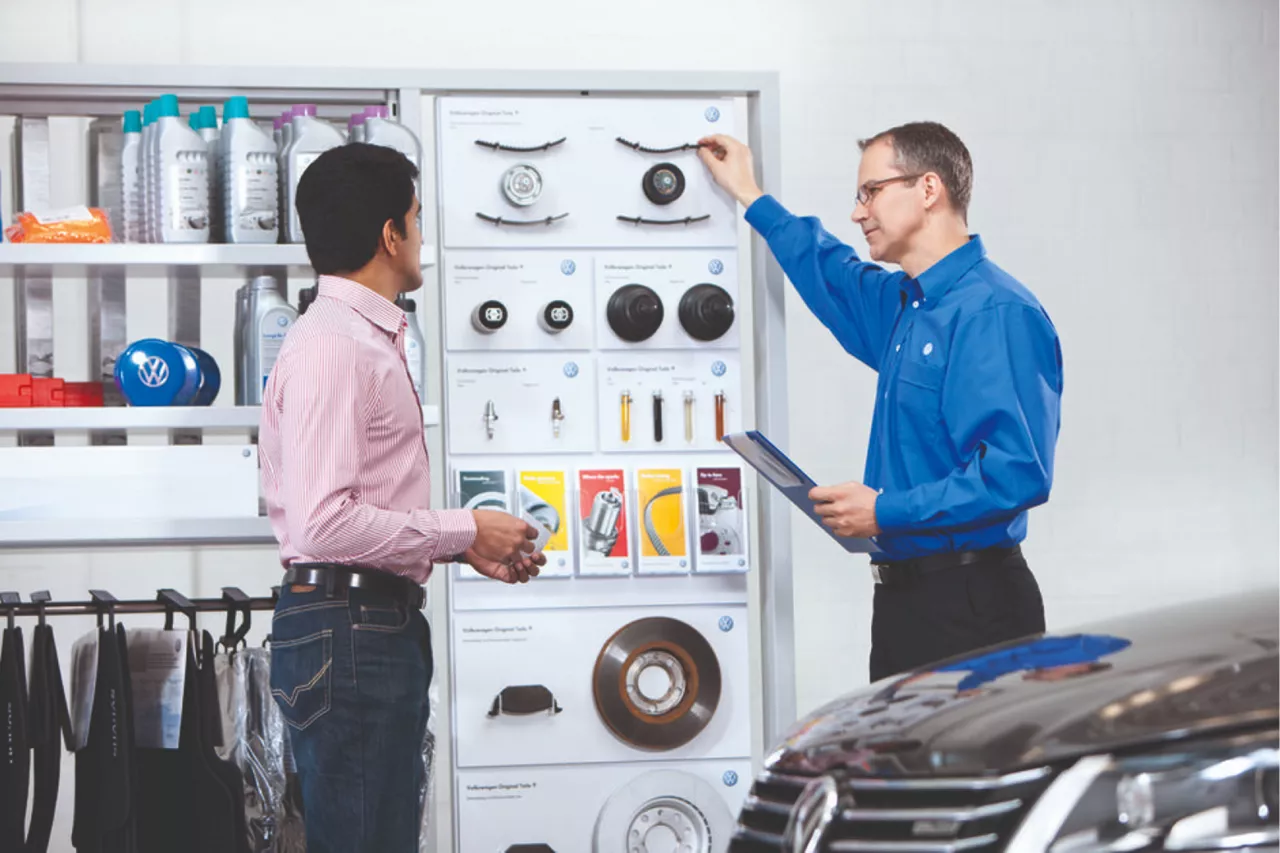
[874,491,915,536]
[743,194,792,235]
[431,508,477,562]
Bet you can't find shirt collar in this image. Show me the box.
[911,235,987,303]
[317,275,405,335]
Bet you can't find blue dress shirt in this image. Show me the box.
[745,195,1063,560]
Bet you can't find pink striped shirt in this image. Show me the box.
[259,275,476,583]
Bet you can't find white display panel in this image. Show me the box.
[437,96,738,249]
[595,251,740,351]
[452,605,750,768]
[455,759,750,853]
[445,352,598,455]
[596,352,742,453]
[0,445,259,520]
[443,250,596,352]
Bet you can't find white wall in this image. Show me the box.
[0,0,1276,848]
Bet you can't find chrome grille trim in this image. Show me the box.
[743,794,794,816]
[758,770,815,787]
[828,834,1001,853]
[846,767,1051,791]
[842,799,1022,822]
[732,826,787,846]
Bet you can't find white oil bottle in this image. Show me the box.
[153,94,209,243]
[119,110,143,242]
[283,104,343,243]
[220,96,279,243]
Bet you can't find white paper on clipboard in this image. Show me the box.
[722,430,881,555]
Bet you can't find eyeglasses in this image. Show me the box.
[855,173,923,206]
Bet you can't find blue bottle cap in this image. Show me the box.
[157,94,181,119]
[198,105,218,129]
[114,339,198,407]
[224,96,250,121]
[189,113,200,130]
[123,110,142,134]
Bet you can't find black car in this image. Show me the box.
[731,590,1279,853]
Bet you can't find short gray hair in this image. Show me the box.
[859,122,973,221]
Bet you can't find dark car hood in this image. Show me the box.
[769,589,1279,777]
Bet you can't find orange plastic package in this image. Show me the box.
[4,206,113,243]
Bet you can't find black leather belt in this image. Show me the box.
[871,545,1022,586]
[284,563,426,610]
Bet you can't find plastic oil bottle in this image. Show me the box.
[142,101,157,242]
[119,109,143,243]
[364,106,424,233]
[220,96,279,243]
[152,94,209,243]
[397,295,426,402]
[283,104,343,243]
[195,106,221,241]
[240,275,297,404]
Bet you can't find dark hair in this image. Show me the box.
[295,142,419,275]
[859,122,973,220]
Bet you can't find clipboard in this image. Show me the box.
[722,430,881,555]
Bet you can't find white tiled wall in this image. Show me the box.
[1,1,1277,849]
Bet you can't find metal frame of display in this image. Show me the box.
[0,60,795,814]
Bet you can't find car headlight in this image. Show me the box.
[1020,729,1278,853]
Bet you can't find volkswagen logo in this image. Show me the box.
[705,106,721,122]
[723,771,739,787]
[709,259,724,275]
[785,776,839,853]
[563,362,579,378]
[138,356,170,388]
[561,260,576,276]
[711,360,727,377]
[718,616,735,632]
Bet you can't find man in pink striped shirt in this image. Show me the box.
[259,143,542,853]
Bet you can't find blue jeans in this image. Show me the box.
[269,582,432,853]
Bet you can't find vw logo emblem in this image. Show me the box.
[561,260,576,275]
[786,776,839,853]
[705,106,721,122]
[711,360,727,377]
[277,315,289,327]
[708,259,724,275]
[563,362,579,378]
[719,616,734,632]
[723,771,739,787]
[138,356,170,388]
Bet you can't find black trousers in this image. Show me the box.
[869,549,1046,682]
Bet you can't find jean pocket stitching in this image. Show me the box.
[273,600,348,622]
[353,604,410,633]
[270,629,333,731]
[272,657,332,707]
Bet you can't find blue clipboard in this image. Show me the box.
[722,430,881,555]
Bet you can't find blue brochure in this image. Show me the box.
[722,430,881,555]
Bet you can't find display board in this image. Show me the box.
[437,94,756,853]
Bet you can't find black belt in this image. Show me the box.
[871,545,1022,586]
[284,563,426,610]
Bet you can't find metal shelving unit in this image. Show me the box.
[0,242,436,270]
[0,404,441,431]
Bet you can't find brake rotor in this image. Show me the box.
[592,616,721,750]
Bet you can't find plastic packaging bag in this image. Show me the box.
[3,205,113,243]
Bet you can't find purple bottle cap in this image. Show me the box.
[292,104,318,118]
[274,115,285,131]
[364,105,390,119]
[348,112,367,132]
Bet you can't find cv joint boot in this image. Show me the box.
[678,283,735,341]
[607,284,665,343]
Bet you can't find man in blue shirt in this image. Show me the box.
[698,123,1062,681]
